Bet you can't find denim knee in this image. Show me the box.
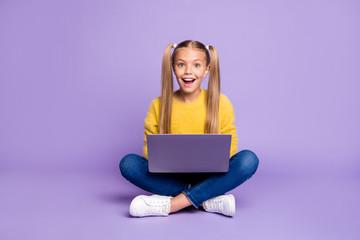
[119,153,142,180]
[231,149,259,179]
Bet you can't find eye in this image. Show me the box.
[177,63,184,67]
[194,63,200,68]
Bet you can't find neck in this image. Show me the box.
[175,88,202,103]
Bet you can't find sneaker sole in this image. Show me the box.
[228,194,236,217]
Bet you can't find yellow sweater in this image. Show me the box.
[143,88,238,159]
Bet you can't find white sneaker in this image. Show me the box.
[129,194,172,217]
[202,194,236,217]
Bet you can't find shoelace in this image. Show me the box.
[145,200,170,215]
[206,199,224,212]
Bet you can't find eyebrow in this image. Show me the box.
[176,59,203,62]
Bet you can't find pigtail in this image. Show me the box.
[159,44,175,134]
[205,45,220,134]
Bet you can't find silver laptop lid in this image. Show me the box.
[147,134,231,173]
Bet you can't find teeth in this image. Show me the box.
[183,78,195,82]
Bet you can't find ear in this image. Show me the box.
[204,65,210,77]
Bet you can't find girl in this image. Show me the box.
[120,40,259,217]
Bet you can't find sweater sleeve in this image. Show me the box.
[220,95,238,158]
[143,98,160,159]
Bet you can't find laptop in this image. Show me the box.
[147,134,231,173]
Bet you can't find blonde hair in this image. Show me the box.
[159,40,220,134]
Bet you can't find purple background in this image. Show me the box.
[1,0,359,239]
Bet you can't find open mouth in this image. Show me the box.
[182,78,196,86]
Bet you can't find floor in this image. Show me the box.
[1,167,359,240]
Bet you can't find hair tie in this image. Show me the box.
[206,45,210,50]
[173,44,177,48]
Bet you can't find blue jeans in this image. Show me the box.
[119,150,259,208]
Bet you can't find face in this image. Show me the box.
[173,47,209,97]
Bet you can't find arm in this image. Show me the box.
[220,95,238,158]
[143,98,160,159]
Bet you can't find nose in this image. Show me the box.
[184,65,192,75]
